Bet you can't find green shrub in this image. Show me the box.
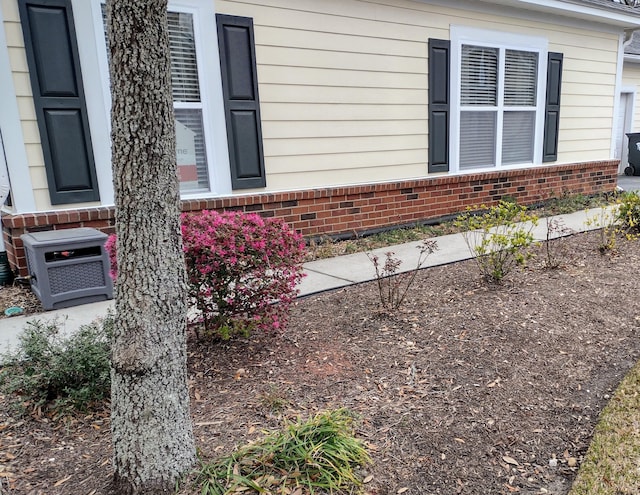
[196,408,371,495]
[454,200,538,282]
[0,317,112,414]
[615,191,640,239]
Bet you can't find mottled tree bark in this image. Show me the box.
[106,1,196,492]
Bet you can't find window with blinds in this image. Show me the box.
[101,6,209,192]
[168,12,200,103]
[459,43,539,170]
[461,46,497,106]
[167,12,209,192]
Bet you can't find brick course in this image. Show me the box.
[2,160,618,275]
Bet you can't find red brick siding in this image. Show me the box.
[3,160,618,275]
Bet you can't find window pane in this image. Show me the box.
[461,45,498,106]
[504,50,538,107]
[460,111,496,169]
[502,111,535,164]
[168,12,201,102]
[175,109,209,191]
[102,6,210,192]
[102,9,201,103]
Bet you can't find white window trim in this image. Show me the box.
[612,32,627,161]
[85,0,232,201]
[74,0,114,206]
[616,86,635,173]
[450,25,549,174]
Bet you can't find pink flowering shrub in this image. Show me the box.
[104,234,118,281]
[182,211,305,339]
[105,211,306,340]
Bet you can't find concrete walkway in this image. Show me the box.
[0,203,621,353]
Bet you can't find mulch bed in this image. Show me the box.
[1,230,639,494]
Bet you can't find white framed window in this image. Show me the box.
[85,0,232,199]
[450,26,548,173]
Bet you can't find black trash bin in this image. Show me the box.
[625,132,640,176]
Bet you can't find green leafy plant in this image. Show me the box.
[0,317,112,415]
[367,239,438,311]
[195,408,371,495]
[615,190,640,240]
[454,200,539,283]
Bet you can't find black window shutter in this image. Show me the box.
[428,39,450,173]
[18,0,100,205]
[216,14,266,190]
[543,52,563,163]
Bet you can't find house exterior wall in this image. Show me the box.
[0,0,625,275]
[3,0,622,199]
[1,0,104,212]
[216,0,619,191]
[1,0,39,211]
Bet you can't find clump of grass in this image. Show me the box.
[362,224,445,247]
[569,360,640,494]
[0,317,112,415]
[543,191,611,215]
[305,224,451,261]
[195,408,371,495]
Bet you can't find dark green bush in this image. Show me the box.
[0,317,112,414]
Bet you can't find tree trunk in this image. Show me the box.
[106,0,196,492]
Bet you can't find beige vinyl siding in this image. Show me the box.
[1,0,48,204]
[29,165,47,190]
[2,0,100,211]
[218,0,620,192]
[4,0,48,209]
[2,0,623,204]
[623,62,640,131]
[1,0,49,204]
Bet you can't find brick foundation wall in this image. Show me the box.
[2,160,618,276]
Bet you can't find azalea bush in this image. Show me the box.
[182,211,306,338]
[106,211,306,339]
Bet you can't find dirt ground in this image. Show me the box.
[1,230,639,495]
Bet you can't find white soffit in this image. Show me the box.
[480,0,640,28]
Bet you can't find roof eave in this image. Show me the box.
[483,0,640,28]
